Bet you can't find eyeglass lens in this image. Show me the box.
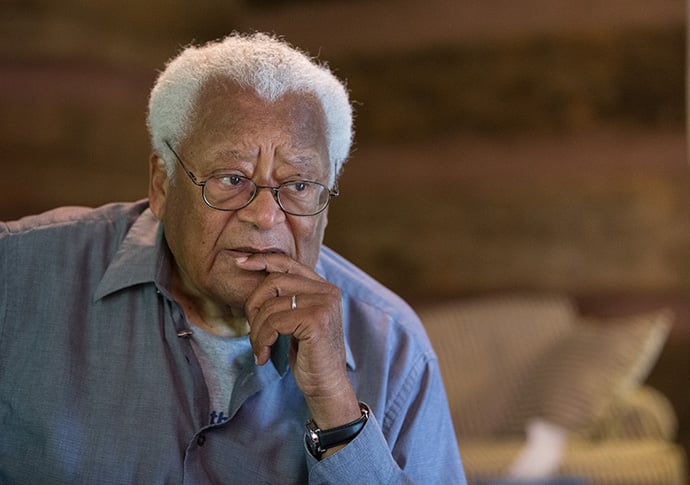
[203,175,330,215]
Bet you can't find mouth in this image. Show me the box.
[225,247,287,258]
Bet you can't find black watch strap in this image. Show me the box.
[305,402,369,459]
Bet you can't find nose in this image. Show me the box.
[237,186,286,229]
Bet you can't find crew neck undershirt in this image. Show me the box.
[188,326,253,426]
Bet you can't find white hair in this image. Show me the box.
[147,32,353,187]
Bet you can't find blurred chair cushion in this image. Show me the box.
[582,385,679,441]
[419,295,672,436]
[461,439,687,485]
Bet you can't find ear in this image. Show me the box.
[149,152,169,220]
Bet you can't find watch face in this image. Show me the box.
[305,421,323,458]
[304,402,369,459]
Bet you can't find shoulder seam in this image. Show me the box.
[0,220,10,354]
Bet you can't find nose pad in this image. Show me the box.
[254,186,281,208]
[238,186,285,228]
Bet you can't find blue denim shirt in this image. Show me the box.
[0,201,465,484]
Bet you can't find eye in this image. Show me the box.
[292,182,307,192]
[282,181,312,194]
[217,174,245,187]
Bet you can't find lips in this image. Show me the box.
[226,247,286,257]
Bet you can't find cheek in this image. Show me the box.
[295,214,328,267]
[164,189,216,260]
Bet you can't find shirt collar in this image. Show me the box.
[93,208,355,373]
[94,209,171,301]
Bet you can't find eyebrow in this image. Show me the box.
[220,149,321,166]
[214,148,246,162]
[206,147,325,178]
[200,149,251,173]
[289,153,321,170]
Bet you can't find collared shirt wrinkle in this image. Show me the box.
[0,201,466,484]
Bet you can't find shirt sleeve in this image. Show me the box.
[305,355,467,484]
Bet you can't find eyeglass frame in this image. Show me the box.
[163,140,339,216]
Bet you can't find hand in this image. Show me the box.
[235,254,361,430]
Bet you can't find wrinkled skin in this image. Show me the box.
[149,81,361,449]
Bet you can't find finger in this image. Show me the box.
[244,272,296,321]
[249,290,337,349]
[234,253,320,280]
[249,294,301,365]
[243,271,331,323]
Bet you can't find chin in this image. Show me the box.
[212,268,266,306]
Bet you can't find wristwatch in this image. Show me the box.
[305,402,369,459]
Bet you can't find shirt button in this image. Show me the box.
[197,434,206,446]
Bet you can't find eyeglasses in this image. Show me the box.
[164,141,338,216]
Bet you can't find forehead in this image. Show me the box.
[184,80,329,162]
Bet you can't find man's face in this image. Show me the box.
[149,81,331,310]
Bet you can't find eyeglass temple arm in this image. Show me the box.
[164,140,202,185]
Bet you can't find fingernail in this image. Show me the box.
[235,256,248,263]
[254,354,260,365]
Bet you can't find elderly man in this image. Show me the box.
[0,33,465,483]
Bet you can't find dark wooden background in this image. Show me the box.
[1,0,687,465]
